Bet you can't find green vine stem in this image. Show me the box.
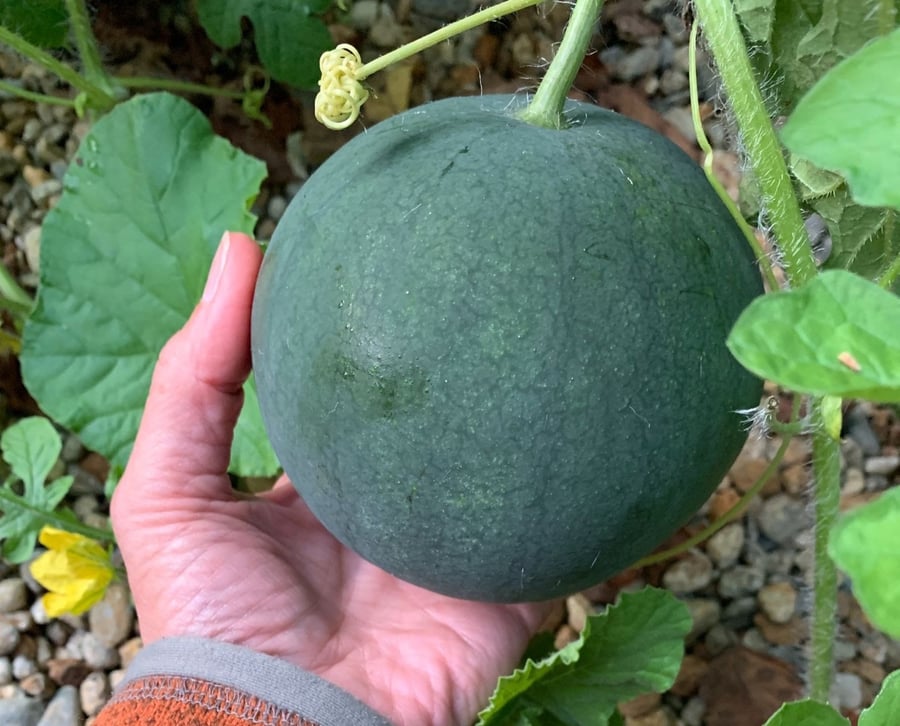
[686,20,779,292]
[0,25,116,112]
[0,79,78,108]
[0,263,33,313]
[316,0,545,128]
[0,488,115,543]
[692,0,844,704]
[518,0,605,128]
[808,400,842,702]
[692,0,817,289]
[63,0,117,98]
[634,430,794,568]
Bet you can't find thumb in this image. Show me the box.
[116,231,264,504]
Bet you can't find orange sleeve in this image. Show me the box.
[93,637,393,726]
[95,675,321,726]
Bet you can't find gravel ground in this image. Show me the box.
[1,2,899,724]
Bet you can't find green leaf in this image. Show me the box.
[782,28,900,210]
[20,93,278,477]
[735,0,776,43]
[194,0,334,88]
[762,699,849,726]
[829,487,900,638]
[0,417,73,564]
[860,670,900,725]
[478,588,690,726]
[726,270,900,403]
[810,188,899,283]
[0,0,68,47]
[765,0,884,115]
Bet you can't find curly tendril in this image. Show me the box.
[315,44,369,130]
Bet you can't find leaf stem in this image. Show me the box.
[808,400,841,702]
[518,0,605,128]
[0,25,116,112]
[0,263,33,311]
[0,79,77,108]
[634,431,793,568]
[878,252,900,289]
[0,488,115,543]
[692,0,817,288]
[356,0,545,80]
[63,0,116,97]
[687,20,780,291]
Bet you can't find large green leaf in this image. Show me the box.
[860,670,900,725]
[478,588,690,725]
[762,700,849,726]
[0,417,74,563]
[0,0,68,47]
[726,270,900,403]
[194,0,333,88]
[21,92,278,477]
[829,487,900,638]
[782,28,900,210]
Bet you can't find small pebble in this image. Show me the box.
[12,653,38,679]
[0,578,28,613]
[704,623,738,656]
[830,672,863,711]
[80,633,119,670]
[78,671,109,717]
[757,581,797,624]
[20,671,54,698]
[834,639,858,663]
[864,455,899,476]
[741,627,769,652]
[0,694,43,726]
[844,407,881,456]
[684,598,721,643]
[721,597,757,629]
[717,565,765,599]
[614,46,662,81]
[756,494,810,545]
[705,523,744,568]
[88,584,133,648]
[662,553,713,593]
[0,619,21,655]
[681,695,706,726]
[37,685,80,726]
[858,631,888,664]
[0,656,11,684]
[843,467,865,495]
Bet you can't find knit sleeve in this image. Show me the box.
[93,637,394,726]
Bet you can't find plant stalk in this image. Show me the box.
[878,251,900,289]
[0,80,77,108]
[878,0,897,35]
[0,263,33,311]
[692,0,817,288]
[687,19,780,292]
[808,400,841,703]
[63,0,115,96]
[518,0,605,128]
[0,25,116,112]
[0,488,115,543]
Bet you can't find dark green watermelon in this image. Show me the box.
[251,94,763,602]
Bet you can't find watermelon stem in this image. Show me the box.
[517,0,606,129]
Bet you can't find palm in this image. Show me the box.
[117,475,549,726]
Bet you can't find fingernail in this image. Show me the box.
[202,232,232,302]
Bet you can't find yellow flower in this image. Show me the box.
[30,527,115,617]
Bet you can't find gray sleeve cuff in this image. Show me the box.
[118,636,394,726]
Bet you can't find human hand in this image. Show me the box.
[111,232,552,726]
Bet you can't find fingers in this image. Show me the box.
[116,232,264,503]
